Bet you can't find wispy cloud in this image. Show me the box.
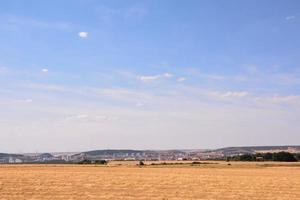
[125,6,147,19]
[206,74,226,81]
[95,6,120,23]
[177,77,186,82]
[0,15,72,31]
[274,73,300,85]
[0,66,9,75]
[28,83,73,93]
[135,102,145,107]
[95,5,147,23]
[256,95,300,105]
[2,76,300,152]
[13,98,33,103]
[64,114,119,123]
[286,16,296,20]
[138,73,173,82]
[208,91,250,100]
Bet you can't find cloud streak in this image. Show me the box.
[138,73,173,82]
[177,77,186,82]
[0,15,72,31]
[286,16,296,20]
[125,6,147,19]
[211,91,249,98]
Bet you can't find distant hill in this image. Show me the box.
[210,146,300,156]
[0,153,24,158]
[84,149,145,156]
[0,153,26,163]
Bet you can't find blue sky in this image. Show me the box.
[0,0,300,152]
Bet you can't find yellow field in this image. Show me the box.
[0,162,300,200]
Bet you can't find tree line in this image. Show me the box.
[227,151,300,162]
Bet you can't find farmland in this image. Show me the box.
[0,162,300,200]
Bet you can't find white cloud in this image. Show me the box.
[41,68,48,73]
[65,114,88,121]
[163,73,173,78]
[223,91,249,98]
[286,16,296,20]
[138,73,173,82]
[65,114,119,123]
[177,77,186,82]
[210,91,249,99]
[78,32,88,38]
[139,75,161,82]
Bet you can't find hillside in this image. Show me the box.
[211,146,300,156]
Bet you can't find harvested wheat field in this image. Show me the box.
[0,163,300,200]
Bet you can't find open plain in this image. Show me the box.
[0,162,300,200]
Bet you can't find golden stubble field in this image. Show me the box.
[0,162,300,200]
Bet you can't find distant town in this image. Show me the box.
[1,146,300,164]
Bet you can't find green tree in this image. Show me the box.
[272,152,297,162]
[239,154,255,161]
[295,154,300,161]
[263,153,273,161]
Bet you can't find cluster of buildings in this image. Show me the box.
[0,150,227,164]
[68,150,226,162]
[0,153,74,163]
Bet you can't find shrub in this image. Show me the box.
[94,160,108,165]
[78,159,91,164]
[192,161,201,165]
[139,161,145,166]
[78,159,107,164]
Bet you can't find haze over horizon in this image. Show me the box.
[1,0,300,153]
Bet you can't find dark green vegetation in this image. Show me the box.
[139,161,145,166]
[77,159,108,165]
[227,152,299,162]
[149,161,216,166]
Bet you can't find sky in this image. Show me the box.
[0,0,300,153]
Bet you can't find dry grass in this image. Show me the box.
[0,163,300,200]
